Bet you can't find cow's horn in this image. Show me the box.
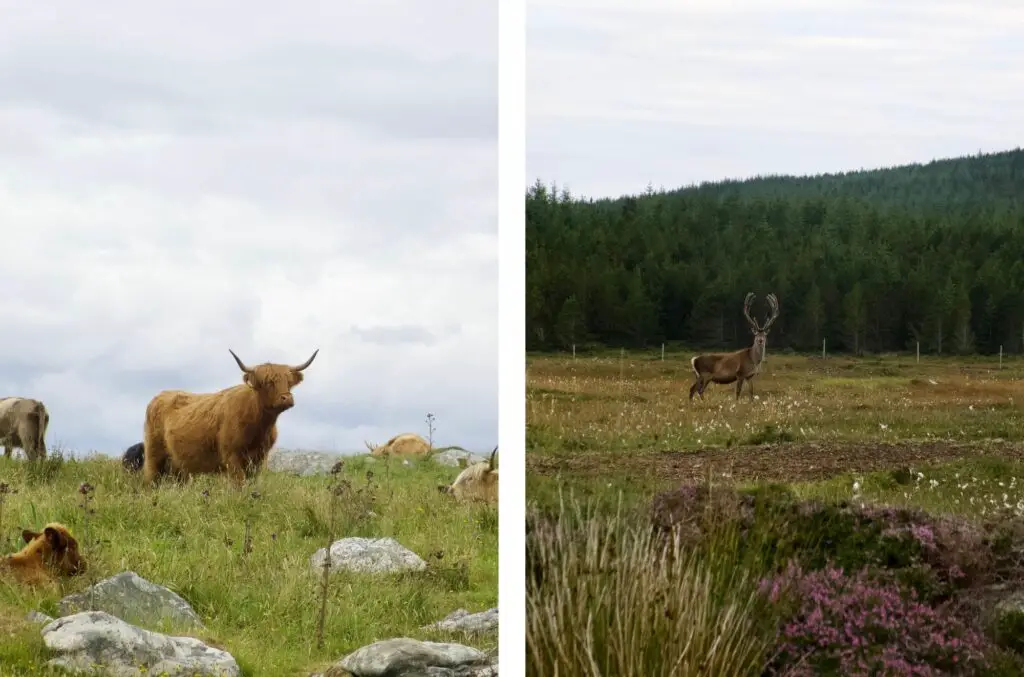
[292,349,319,372]
[228,349,253,373]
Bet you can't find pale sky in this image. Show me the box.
[0,1,497,456]
[527,0,1024,198]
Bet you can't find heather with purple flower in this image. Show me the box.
[761,560,990,676]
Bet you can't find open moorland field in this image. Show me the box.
[0,452,497,676]
[527,350,1024,505]
[526,350,1024,675]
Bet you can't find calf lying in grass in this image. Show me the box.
[1,523,86,586]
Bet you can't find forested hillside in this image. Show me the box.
[526,148,1024,355]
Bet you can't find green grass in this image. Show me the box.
[791,456,1024,519]
[529,456,1024,521]
[0,451,497,676]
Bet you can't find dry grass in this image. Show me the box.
[526,500,776,677]
[527,351,1024,456]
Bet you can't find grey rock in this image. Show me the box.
[59,571,204,631]
[431,449,487,468]
[423,608,498,635]
[267,449,344,477]
[335,637,496,677]
[310,537,427,575]
[26,610,54,624]
[41,610,239,676]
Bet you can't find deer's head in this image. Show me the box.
[743,292,780,354]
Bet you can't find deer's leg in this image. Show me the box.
[748,377,755,400]
[690,376,705,401]
[735,378,744,400]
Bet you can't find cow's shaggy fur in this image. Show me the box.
[365,432,431,458]
[0,397,50,461]
[122,442,145,472]
[446,447,499,504]
[143,349,318,486]
[1,523,85,586]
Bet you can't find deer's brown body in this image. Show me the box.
[689,293,779,401]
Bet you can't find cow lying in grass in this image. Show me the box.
[365,432,430,458]
[441,447,498,505]
[143,349,318,486]
[1,523,86,586]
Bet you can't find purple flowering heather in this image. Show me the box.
[760,561,989,676]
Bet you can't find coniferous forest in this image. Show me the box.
[526,148,1024,355]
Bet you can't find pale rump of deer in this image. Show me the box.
[689,292,779,401]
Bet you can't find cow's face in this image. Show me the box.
[244,365,304,412]
[230,349,319,413]
[22,524,86,577]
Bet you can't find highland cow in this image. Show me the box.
[444,447,498,505]
[0,397,50,461]
[142,349,318,486]
[365,432,431,458]
[1,523,86,586]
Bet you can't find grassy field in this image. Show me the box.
[528,350,1024,455]
[527,350,1024,507]
[526,349,1024,675]
[0,451,498,676]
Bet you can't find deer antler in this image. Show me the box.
[743,292,760,332]
[762,293,780,332]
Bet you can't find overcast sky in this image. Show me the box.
[0,2,497,457]
[528,0,1024,199]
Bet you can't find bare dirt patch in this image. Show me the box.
[527,439,1024,485]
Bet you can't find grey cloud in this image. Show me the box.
[0,43,495,142]
[349,324,440,347]
[528,0,1024,197]
[0,0,496,455]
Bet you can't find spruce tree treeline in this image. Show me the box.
[526,148,1024,355]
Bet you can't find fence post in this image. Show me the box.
[822,338,826,360]
[661,343,665,361]
[917,342,920,364]
[1000,345,1004,370]
[572,344,576,360]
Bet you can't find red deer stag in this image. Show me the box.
[689,292,779,401]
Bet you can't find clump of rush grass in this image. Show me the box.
[526,494,778,677]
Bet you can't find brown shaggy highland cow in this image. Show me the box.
[364,432,431,458]
[1,523,86,586]
[142,349,318,486]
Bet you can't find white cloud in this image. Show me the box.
[0,0,497,456]
[528,0,1024,197]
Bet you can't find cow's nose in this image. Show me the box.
[279,393,294,407]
